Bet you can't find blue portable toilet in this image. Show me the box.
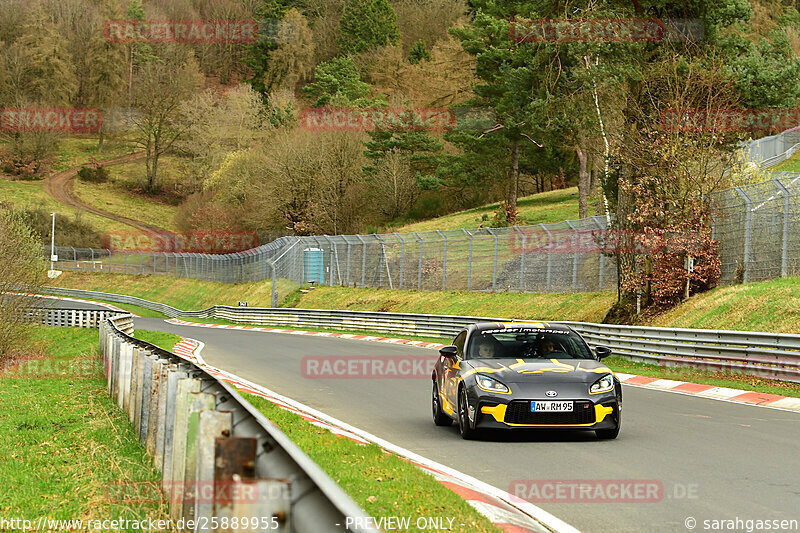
[303,247,324,283]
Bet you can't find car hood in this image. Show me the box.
[463,358,612,384]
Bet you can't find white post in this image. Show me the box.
[50,212,56,271]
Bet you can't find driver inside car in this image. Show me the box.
[476,338,497,358]
[538,338,556,357]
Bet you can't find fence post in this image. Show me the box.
[345,240,351,286]
[356,234,367,287]
[592,217,605,291]
[394,233,405,289]
[72,247,77,270]
[734,186,752,283]
[462,229,473,291]
[436,230,447,290]
[269,260,278,307]
[374,234,392,289]
[487,228,498,291]
[513,227,526,291]
[540,224,553,291]
[773,178,790,277]
[411,232,422,290]
[566,220,579,291]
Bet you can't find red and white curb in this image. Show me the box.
[166,318,800,414]
[171,336,572,533]
[165,318,447,349]
[614,373,800,413]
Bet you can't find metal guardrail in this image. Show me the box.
[20,307,126,328]
[101,314,377,533]
[44,286,800,383]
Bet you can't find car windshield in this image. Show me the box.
[467,328,594,360]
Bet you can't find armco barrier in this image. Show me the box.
[101,314,377,533]
[20,307,126,328]
[44,287,800,383]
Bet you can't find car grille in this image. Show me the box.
[504,400,595,425]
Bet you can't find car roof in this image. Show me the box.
[468,321,574,333]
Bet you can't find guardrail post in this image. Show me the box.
[190,410,232,527]
[168,377,202,517]
[146,359,166,457]
[181,392,217,521]
[435,230,447,290]
[773,178,790,277]
[132,348,144,434]
[154,362,174,470]
[734,187,752,283]
[213,437,257,528]
[139,352,154,444]
[162,365,191,489]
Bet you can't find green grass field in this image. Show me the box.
[289,285,615,323]
[0,327,168,527]
[393,187,584,233]
[49,272,281,310]
[243,393,502,533]
[771,149,800,173]
[648,276,800,333]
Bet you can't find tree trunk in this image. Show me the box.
[506,138,520,224]
[576,143,589,219]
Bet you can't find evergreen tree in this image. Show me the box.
[18,6,77,105]
[408,39,431,64]
[338,0,400,54]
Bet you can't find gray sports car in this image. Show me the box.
[431,322,622,439]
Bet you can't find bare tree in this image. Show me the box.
[129,54,202,191]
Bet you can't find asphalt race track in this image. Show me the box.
[135,318,800,533]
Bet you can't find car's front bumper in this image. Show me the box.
[471,392,620,430]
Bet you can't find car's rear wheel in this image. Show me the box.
[458,387,477,440]
[432,381,452,426]
[595,405,621,440]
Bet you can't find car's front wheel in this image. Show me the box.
[432,381,452,426]
[458,387,477,440]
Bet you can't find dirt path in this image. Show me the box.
[43,151,168,234]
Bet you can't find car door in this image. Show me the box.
[441,330,466,416]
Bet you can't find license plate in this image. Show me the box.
[531,401,573,412]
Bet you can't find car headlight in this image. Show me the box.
[589,374,614,394]
[476,374,509,393]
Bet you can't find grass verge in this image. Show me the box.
[48,272,283,311]
[132,330,183,352]
[606,356,800,398]
[243,393,502,533]
[0,326,168,527]
[175,317,449,345]
[392,187,582,233]
[647,276,800,333]
[288,286,615,324]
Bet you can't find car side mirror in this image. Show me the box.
[595,346,612,360]
[439,345,458,360]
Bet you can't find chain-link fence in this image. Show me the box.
[711,172,800,284]
[741,128,800,168]
[47,215,619,301]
